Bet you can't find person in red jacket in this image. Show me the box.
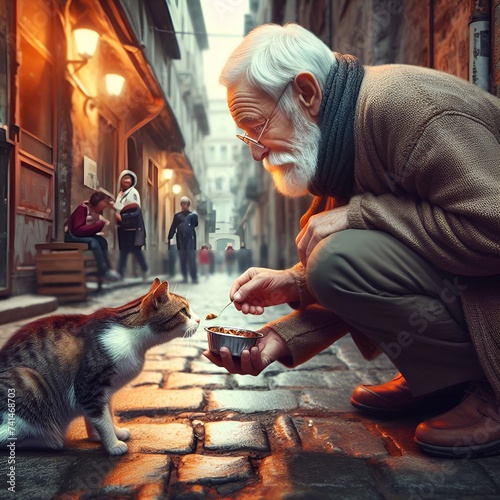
[64,191,120,281]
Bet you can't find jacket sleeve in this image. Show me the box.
[129,188,141,207]
[267,304,380,367]
[347,114,500,277]
[167,214,179,240]
[70,206,105,237]
[190,212,198,228]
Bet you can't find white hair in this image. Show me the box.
[220,23,335,113]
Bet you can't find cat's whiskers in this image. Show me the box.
[183,323,199,349]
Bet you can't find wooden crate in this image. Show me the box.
[35,242,102,302]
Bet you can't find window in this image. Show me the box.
[18,22,54,149]
[207,145,215,162]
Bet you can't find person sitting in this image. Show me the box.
[65,191,120,282]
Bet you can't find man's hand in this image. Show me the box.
[230,267,300,315]
[296,206,349,267]
[203,327,290,375]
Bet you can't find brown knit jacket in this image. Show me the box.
[269,64,500,397]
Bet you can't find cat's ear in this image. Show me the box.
[148,277,161,293]
[152,281,169,309]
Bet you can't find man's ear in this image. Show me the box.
[293,72,322,119]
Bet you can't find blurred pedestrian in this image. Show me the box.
[237,241,252,273]
[259,238,268,267]
[208,243,216,274]
[64,191,120,282]
[168,196,198,284]
[224,244,237,275]
[114,170,148,280]
[198,244,210,279]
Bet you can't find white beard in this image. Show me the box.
[263,111,321,198]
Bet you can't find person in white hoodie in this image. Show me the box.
[114,170,148,280]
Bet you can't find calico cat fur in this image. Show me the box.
[0,278,199,455]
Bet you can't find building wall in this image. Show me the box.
[2,0,210,296]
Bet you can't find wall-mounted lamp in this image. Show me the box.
[73,28,99,59]
[105,73,126,96]
[163,168,174,181]
[68,28,99,72]
[172,184,182,195]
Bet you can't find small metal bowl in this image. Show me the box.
[205,325,263,357]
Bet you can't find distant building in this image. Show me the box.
[204,98,241,253]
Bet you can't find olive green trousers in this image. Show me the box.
[306,229,484,396]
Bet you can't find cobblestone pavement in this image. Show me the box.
[1,272,499,499]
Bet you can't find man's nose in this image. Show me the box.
[250,144,270,161]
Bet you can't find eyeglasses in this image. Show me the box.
[236,79,293,150]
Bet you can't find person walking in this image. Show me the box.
[198,244,210,279]
[168,196,198,284]
[64,191,120,282]
[114,170,148,280]
[224,244,237,276]
[237,242,252,274]
[204,23,500,459]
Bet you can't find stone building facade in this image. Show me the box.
[0,0,210,297]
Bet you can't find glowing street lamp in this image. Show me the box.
[163,168,174,180]
[73,28,99,60]
[105,73,125,96]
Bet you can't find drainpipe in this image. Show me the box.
[469,0,491,91]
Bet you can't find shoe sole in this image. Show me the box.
[350,387,465,417]
[350,398,423,416]
[415,438,500,459]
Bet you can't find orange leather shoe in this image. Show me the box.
[415,381,500,458]
[351,373,464,416]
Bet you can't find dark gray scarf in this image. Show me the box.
[308,53,365,199]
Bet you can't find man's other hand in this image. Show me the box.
[296,206,349,267]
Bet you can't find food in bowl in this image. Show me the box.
[207,326,261,338]
[205,325,264,356]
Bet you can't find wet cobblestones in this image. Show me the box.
[1,273,500,499]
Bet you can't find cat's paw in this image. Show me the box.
[107,441,128,456]
[115,427,130,441]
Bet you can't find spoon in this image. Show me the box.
[206,300,234,320]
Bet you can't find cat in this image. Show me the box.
[0,278,199,455]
